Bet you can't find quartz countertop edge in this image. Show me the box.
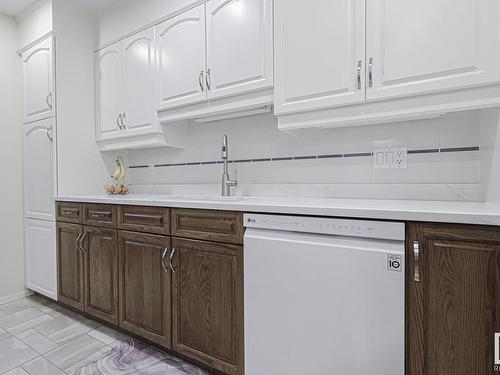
[55,194,500,226]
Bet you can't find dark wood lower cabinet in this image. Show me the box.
[118,231,172,348]
[82,226,118,325]
[171,237,244,375]
[57,222,84,311]
[407,223,500,375]
[57,203,244,374]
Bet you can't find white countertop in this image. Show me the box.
[55,194,500,226]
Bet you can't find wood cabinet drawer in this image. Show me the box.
[83,204,117,228]
[171,209,243,245]
[56,202,82,223]
[118,206,170,235]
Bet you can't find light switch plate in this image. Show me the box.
[373,147,407,169]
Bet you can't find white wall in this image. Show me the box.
[0,15,25,299]
[53,0,111,196]
[126,111,482,201]
[16,0,52,48]
[97,0,200,47]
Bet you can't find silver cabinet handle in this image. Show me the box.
[46,126,53,142]
[79,232,87,254]
[75,233,83,253]
[413,240,420,282]
[357,60,362,90]
[198,70,205,91]
[121,113,127,129]
[205,69,211,90]
[368,57,374,88]
[46,92,53,110]
[169,248,176,273]
[161,248,169,272]
[117,114,123,130]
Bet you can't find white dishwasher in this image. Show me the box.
[244,214,405,375]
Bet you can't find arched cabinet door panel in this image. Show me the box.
[156,5,207,110]
[206,0,273,100]
[24,117,56,221]
[95,44,123,142]
[22,36,55,123]
[122,28,158,135]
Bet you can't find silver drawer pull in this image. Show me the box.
[62,210,78,216]
[123,213,162,221]
[90,211,111,219]
[413,240,420,282]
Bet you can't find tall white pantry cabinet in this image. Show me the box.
[21,35,58,301]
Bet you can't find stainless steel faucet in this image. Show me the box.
[221,134,237,196]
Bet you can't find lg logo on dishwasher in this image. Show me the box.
[387,254,401,272]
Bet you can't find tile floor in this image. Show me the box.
[0,295,209,374]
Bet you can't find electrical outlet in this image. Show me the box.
[373,147,407,169]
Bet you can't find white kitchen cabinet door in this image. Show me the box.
[274,0,366,115]
[22,36,54,124]
[24,118,56,221]
[206,0,273,100]
[95,43,123,141]
[122,28,158,135]
[366,0,500,101]
[156,5,207,110]
[25,219,57,300]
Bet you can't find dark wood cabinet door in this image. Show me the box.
[118,231,172,348]
[82,226,118,325]
[407,223,500,375]
[171,237,243,375]
[57,222,84,311]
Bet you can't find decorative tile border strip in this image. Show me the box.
[129,145,480,169]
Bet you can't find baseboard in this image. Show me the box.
[0,290,34,306]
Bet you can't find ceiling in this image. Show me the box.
[0,0,121,17]
[0,0,37,16]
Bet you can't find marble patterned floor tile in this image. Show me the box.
[22,356,65,375]
[0,309,54,335]
[87,326,125,346]
[33,316,99,345]
[0,296,54,316]
[44,334,107,372]
[0,332,38,374]
[15,329,59,354]
[3,368,29,375]
[73,338,209,375]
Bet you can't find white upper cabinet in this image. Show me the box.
[156,5,207,110]
[95,27,173,150]
[206,0,273,99]
[122,28,157,135]
[366,0,500,100]
[95,43,122,141]
[274,0,366,115]
[24,118,56,221]
[22,36,55,124]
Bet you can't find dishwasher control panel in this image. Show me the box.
[244,213,405,241]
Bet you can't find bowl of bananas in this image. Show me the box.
[106,156,130,195]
